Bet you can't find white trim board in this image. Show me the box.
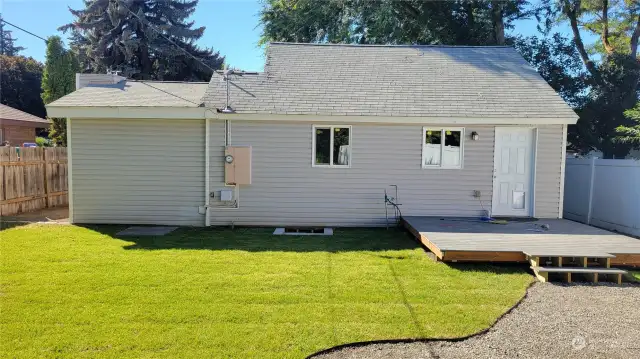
[46,106,208,119]
[214,113,578,125]
[67,118,74,223]
[558,124,568,218]
[204,118,211,227]
[46,106,578,125]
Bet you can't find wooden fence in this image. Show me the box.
[0,147,68,216]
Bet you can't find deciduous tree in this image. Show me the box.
[259,0,534,45]
[540,0,640,157]
[0,55,45,118]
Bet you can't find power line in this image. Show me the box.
[0,19,48,43]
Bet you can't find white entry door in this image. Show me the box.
[491,127,535,217]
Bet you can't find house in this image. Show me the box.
[0,104,49,146]
[46,43,578,227]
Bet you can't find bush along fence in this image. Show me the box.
[563,157,640,237]
[0,147,68,216]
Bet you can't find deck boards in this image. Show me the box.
[403,217,640,261]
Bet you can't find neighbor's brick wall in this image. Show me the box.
[1,125,36,146]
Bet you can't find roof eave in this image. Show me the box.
[209,113,579,125]
[0,118,50,127]
[45,106,208,120]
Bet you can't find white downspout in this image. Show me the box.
[205,117,211,227]
[67,118,74,223]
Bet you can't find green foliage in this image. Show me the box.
[574,53,640,157]
[35,137,52,147]
[0,55,46,118]
[41,36,79,105]
[41,36,79,147]
[0,225,532,358]
[60,0,224,81]
[534,0,640,158]
[616,103,640,146]
[0,15,25,56]
[47,119,67,147]
[259,0,533,46]
[514,33,589,108]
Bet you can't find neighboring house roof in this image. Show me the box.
[203,43,578,121]
[47,80,209,108]
[0,104,49,124]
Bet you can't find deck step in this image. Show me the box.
[530,266,627,284]
[531,267,627,274]
[524,252,616,258]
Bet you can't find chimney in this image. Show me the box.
[76,73,127,90]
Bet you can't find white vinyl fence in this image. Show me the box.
[563,158,640,237]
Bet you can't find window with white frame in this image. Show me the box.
[422,127,464,169]
[313,125,351,167]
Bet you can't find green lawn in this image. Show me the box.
[632,271,640,280]
[0,224,532,358]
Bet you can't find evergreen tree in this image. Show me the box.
[41,36,80,146]
[617,104,640,147]
[0,15,25,56]
[60,0,224,81]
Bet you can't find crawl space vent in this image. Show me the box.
[273,227,333,236]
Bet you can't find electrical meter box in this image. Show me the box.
[224,146,252,185]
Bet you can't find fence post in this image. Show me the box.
[586,157,597,225]
[43,148,49,208]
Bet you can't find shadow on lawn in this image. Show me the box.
[80,225,425,252]
[446,262,530,276]
[77,225,532,275]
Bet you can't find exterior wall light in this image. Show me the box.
[471,131,479,141]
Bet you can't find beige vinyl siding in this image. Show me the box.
[209,121,495,226]
[534,125,564,218]
[70,119,205,226]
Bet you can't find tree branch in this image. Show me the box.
[563,0,598,76]
[601,0,613,54]
[630,14,640,58]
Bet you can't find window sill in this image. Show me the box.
[313,164,351,169]
[422,165,463,170]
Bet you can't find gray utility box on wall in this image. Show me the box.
[220,189,234,201]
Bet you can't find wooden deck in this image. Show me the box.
[403,217,640,266]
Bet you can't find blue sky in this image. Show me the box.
[1,0,588,72]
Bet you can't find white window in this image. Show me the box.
[312,125,351,167]
[422,127,464,169]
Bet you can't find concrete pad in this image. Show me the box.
[117,226,178,236]
[1,206,69,224]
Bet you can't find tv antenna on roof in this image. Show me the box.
[217,69,259,114]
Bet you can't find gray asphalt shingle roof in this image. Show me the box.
[0,104,49,123]
[203,43,578,120]
[47,81,209,108]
